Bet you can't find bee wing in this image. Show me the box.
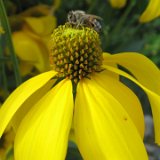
[85,14,103,20]
[74,10,86,14]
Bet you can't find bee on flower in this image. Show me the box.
[67,10,102,33]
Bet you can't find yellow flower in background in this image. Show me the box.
[0,126,14,160]
[11,5,57,76]
[139,0,160,23]
[109,0,127,8]
[0,26,5,34]
[109,0,160,22]
[0,23,160,160]
[12,15,56,76]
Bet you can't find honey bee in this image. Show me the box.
[67,10,102,33]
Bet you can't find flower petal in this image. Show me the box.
[12,31,41,62]
[92,70,144,138]
[74,79,148,160]
[103,53,119,79]
[11,80,55,131]
[19,61,34,76]
[105,65,160,144]
[25,16,57,36]
[109,0,127,8]
[104,52,160,94]
[139,0,160,23]
[12,31,50,72]
[14,79,73,160]
[0,71,57,137]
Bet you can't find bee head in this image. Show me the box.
[67,11,76,23]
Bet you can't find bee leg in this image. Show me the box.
[75,19,82,28]
[76,16,86,28]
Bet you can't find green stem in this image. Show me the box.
[0,57,10,61]
[87,0,98,13]
[111,0,136,36]
[0,35,9,98]
[0,0,21,86]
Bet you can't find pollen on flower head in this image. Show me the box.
[49,23,103,83]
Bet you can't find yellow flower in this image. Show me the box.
[0,127,14,160]
[11,4,57,76]
[0,23,160,160]
[109,0,160,22]
[109,0,127,8]
[0,26,5,34]
[139,0,160,23]
[12,15,56,76]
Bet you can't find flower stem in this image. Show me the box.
[0,34,9,98]
[0,0,22,86]
[111,0,136,36]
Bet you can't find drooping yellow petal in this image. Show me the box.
[12,31,50,72]
[74,79,148,160]
[14,79,73,160]
[0,71,57,137]
[92,70,144,138]
[103,52,119,79]
[105,65,160,145]
[109,0,127,8]
[19,61,33,76]
[24,16,57,36]
[103,52,160,94]
[12,31,40,62]
[11,80,55,131]
[139,0,160,23]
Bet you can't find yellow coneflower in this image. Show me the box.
[139,0,160,23]
[109,0,160,22]
[12,15,56,76]
[0,23,160,160]
[108,0,127,8]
